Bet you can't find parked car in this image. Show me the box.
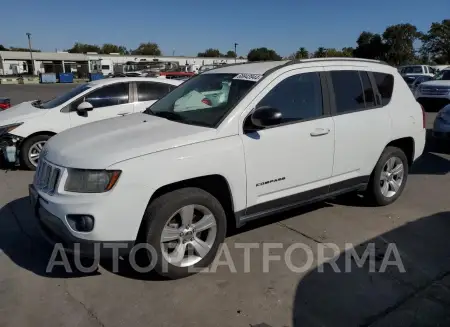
[0,77,182,169]
[414,69,450,111]
[432,104,450,141]
[0,97,11,110]
[403,74,434,92]
[29,58,425,279]
[399,65,435,77]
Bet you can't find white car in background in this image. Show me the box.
[399,65,435,77]
[0,77,181,169]
[415,69,450,111]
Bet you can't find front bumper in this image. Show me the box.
[29,184,134,258]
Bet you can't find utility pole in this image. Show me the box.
[26,33,34,75]
[234,43,238,63]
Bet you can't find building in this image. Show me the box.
[0,51,247,76]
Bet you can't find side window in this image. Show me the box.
[372,72,394,106]
[359,71,376,108]
[330,71,365,113]
[137,82,171,102]
[256,72,323,124]
[85,83,129,108]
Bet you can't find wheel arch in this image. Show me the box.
[136,174,236,242]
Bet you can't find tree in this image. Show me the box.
[382,24,422,66]
[225,50,236,58]
[294,47,309,59]
[0,45,9,51]
[101,43,129,55]
[131,43,161,56]
[353,32,387,60]
[247,47,281,61]
[341,47,354,57]
[313,47,327,58]
[9,47,41,52]
[421,19,450,64]
[67,42,101,53]
[197,48,223,57]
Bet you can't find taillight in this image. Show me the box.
[0,103,10,110]
[420,104,426,129]
[201,98,212,106]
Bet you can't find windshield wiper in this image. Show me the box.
[32,100,43,108]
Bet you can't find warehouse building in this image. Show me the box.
[0,51,247,77]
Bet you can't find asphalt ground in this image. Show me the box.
[1,84,450,327]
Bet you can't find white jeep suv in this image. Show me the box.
[29,58,426,279]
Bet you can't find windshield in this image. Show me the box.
[434,70,450,81]
[402,66,423,74]
[144,73,258,128]
[38,84,91,109]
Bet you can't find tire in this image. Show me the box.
[366,146,409,206]
[20,134,51,170]
[142,187,227,279]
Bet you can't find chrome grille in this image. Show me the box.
[34,159,62,194]
[421,86,450,96]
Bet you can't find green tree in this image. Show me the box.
[9,47,41,52]
[421,19,450,64]
[0,45,9,51]
[382,24,422,66]
[247,47,281,61]
[131,43,161,56]
[67,42,101,53]
[197,48,223,57]
[225,50,236,58]
[294,47,309,59]
[341,47,354,57]
[353,32,387,60]
[313,47,327,58]
[101,43,129,55]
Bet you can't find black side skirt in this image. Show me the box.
[235,176,370,227]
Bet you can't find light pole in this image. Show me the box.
[26,33,34,75]
[234,43,238,63]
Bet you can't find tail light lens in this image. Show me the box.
[0,103,11,110]
[420,104,426,129]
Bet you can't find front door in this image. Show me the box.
[68,82,133,127]
[241,68,335,216]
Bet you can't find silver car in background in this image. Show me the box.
[433,104,450,141]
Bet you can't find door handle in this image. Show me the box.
[310,128,330,137]
[117,112,131,116]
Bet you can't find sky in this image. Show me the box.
[1,0,449,57]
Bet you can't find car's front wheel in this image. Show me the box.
[142,187,227,279]
[20,134,51,170]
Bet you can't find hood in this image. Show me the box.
[420,80,450,87]
[44,113,217,169]
[0,101,47,125]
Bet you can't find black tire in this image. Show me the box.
[20,134,51,170]
[142,187,227,279]
[366,146,409,206]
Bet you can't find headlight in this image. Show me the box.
[64,169,121,193]
[0,123,23,136]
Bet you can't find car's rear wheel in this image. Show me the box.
[20,134,51,170]
[142,187,227,279]
[366,146,408,206]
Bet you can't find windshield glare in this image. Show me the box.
[39,84,91,109]
[145,73,257,128]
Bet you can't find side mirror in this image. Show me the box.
[251,106,282,128]
[76,101,93,116]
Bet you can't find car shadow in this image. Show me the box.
[292,211,450,327]
[0,197,99,278]
[410,129,450,175]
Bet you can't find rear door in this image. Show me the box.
[133,81,174,113]
[326,67,392,188]
[68,82,133,127]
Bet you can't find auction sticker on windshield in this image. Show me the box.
[233,73,263,82]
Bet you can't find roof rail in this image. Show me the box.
[263,57,390,76]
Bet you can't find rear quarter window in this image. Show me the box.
[373,72,394,106]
